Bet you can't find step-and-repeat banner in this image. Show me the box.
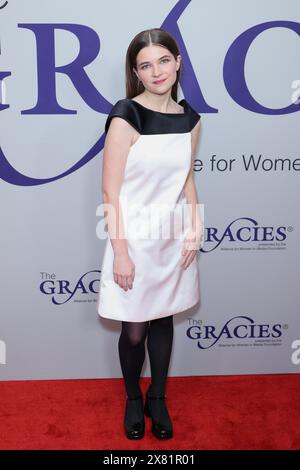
[1,0,299,380]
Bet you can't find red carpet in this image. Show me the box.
[0,374,299,450]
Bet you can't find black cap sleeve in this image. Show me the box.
[104,99,142,135]
[184,100,201,131]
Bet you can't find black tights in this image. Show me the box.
[118,315,174,398]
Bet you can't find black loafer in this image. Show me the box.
[124,395,145,440]
[144,388,173,439]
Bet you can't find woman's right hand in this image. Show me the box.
[113,252,135,291]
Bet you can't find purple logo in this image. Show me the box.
[187,315,283,349]
[39,270,100,305]
[201,217,287,252]
[0,0,299,186]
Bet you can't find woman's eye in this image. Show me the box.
[141,59,170,70]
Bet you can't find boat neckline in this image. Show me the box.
[128,98,187,116]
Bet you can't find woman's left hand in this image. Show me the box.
[180,228,203,270]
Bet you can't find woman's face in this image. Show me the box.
[134,45,180,94]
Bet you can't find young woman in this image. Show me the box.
[97,28,203,440]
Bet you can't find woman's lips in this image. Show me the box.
[153,79,166,85]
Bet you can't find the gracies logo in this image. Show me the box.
[0,0,299,186]
[0,1,8,10]
[39,270,100,305]
[187,315,283,349]
[202,217,287,252]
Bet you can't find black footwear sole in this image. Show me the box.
[125,429,145,440]
[144,394,173,439]
[124,395,145,440]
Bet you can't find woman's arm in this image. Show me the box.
[102,117,135,255]
[181,120,203,268]
[183,120,202,234]
[102,117,138,290]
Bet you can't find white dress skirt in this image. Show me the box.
[97,98,201,322]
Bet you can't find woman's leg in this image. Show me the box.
[145,315,174,431]
[147,315,174,396]
[118,320,150,398]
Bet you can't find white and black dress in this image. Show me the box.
[97,98,201,322]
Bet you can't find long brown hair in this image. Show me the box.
[125,28,182,102]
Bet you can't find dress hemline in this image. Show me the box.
[97,298,200,323]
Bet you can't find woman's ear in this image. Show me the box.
[176,55,182,71]
[133,68,139,80]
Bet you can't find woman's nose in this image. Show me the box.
[152,64,161,76]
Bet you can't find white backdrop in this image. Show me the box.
[0,0,300,380]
